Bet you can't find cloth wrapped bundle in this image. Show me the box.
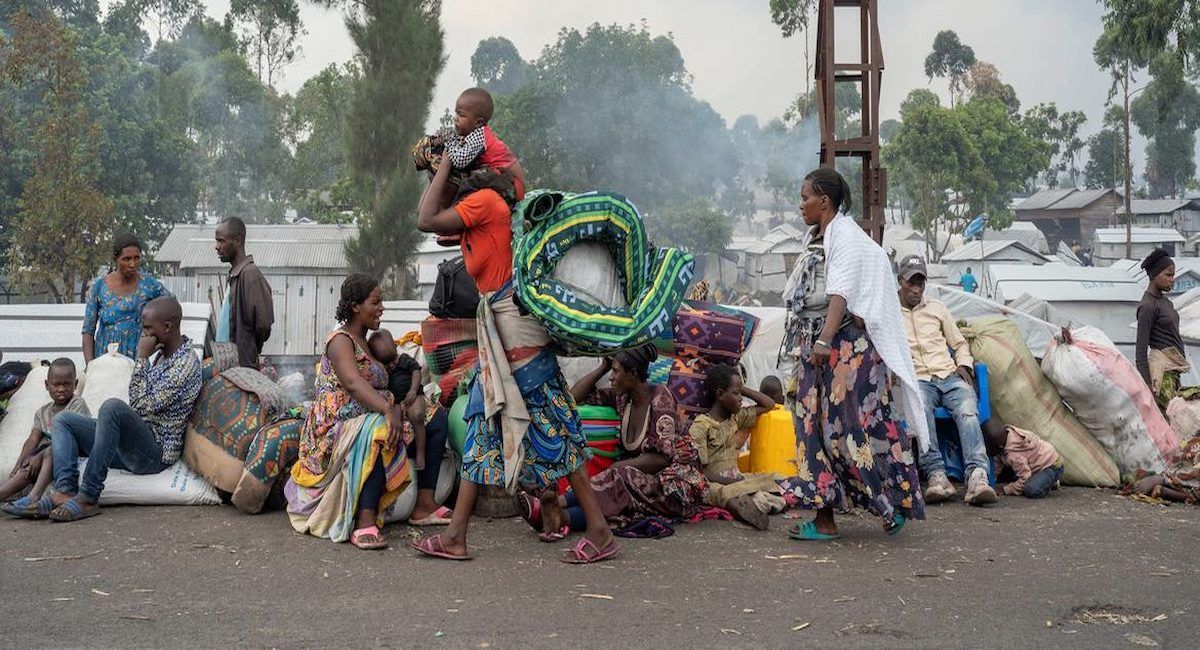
[669,300,760,364]
[420,316,480,406]
[512,190,695,356]
[182,369,301,513]
[557,404,621,491]
[666,357,713,424]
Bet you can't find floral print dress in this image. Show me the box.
[82,274,169,359]
[778,240,925,522]
[587,384,709,525]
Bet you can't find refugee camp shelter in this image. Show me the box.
[154,223,358,356]
[1111,257,1200,295]
[720,224,807,295]
[940,240,1053,285]
[1013,188,1120,250]
[1091,227,1185,267]
[1126,198,1200,237]
[989,221,1051,254]
[984,263,1145,343]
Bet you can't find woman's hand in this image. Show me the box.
[808,340,831,368]
[385,405,405,450]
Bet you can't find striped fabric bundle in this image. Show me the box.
[512,190,695,356]
[420,316,479,406]
[559,405,621,490]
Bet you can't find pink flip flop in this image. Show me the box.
[408,506,453,526]
[412,533,471,561]
[560,537,621,564]
[350,525,388,550]
[538,524,570,543]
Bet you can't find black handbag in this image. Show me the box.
[428,256,480,319]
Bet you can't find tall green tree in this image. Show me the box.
[286,62,355,222]
[1022,103,1088,188]
[1085,127,1123,190]
[322,0,445,294]
[469,36,524,96]
[1130,53,1200,197]
[228,0,304,89]
[959,97,1049,228]
[645,198,732,258]
[1,8,114,301]
[924,30,976,107]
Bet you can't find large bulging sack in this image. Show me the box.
[1041,327,1178,478]
[1168,397,1200,440]
[0,365,51,471]
[79,349,135,411]
[962,316,1119,487]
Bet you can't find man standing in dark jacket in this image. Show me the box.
[212,217,274,368]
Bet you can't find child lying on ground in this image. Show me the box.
[982,418,1063,498]
[367,329,427,470]
[0,359,90,509]
[689,364,784,530]
[1130,435,1200,504]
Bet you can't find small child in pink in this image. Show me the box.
[983,419,1063,498]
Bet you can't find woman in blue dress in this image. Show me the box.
[81,234,170,363]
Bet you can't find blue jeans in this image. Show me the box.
[918,375,988,478]
[1023,463,1063,499]
[51,399,169,502]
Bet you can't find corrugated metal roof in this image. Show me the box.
[1126,199,1194,215]
[1046,188,1113,210]
[941,240,1050,262]
[1093,227,1185,244]
[154,223,359,270]
[1014,188,1076,211]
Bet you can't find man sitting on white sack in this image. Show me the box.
[10,296,202,522]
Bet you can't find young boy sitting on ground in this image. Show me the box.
[0,358,90,509]
[367,329,427,470]
[982,418,1063,498]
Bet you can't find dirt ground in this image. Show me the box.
[1,488,1197,648]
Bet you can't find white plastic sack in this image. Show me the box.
[79,348,135,412]
[1041,326,1178,477]
[382,452,457,523]
[1167,397,1200,440]
[78,458,221,506]
[0,365,50,472]
[552,241,627,308]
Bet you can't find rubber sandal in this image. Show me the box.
[350,525,388,550]
[560,537,621,564]
[412,533,471,561]
[408,506,453,526]
[48,498,100,523]
[538,524,570,543]
[516,491,542,531]
[788,520,841,541]
[2,495,55,520]
[885,512,906,537]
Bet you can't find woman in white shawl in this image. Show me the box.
[779,168,927,541]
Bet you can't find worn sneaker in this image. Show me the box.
[923,471,957,504]
[964,468,998,506]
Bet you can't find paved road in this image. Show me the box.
[1,488,1196,648]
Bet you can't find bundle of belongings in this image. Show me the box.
[961,316,1120,487]
[182,347,303,513]
[511,190,695,356]
[421,316,479,407]
[661,301,761,425]
[0,350,220,506]
[1041,326,1180,480]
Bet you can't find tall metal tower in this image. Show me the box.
[815,0,886,243]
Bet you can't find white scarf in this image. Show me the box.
[820,215,930,452]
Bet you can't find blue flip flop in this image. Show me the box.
[788,520,842,541]
[885,512,907,536]
[2,495,55,520]
[48,498,100,523]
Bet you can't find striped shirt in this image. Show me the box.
[128,336,202,463]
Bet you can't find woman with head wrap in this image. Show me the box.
[1136,248,1190,410]
[521,344,708,538]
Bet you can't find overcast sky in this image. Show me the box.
[195,0,1146,174]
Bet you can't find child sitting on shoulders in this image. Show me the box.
[982,418,1063,498]
[0,359,90,512]
[413,87,526,197]
[367,329,427,470]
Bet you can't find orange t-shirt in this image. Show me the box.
[454,188,513,293]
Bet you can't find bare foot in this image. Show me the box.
[539,489,565,535]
